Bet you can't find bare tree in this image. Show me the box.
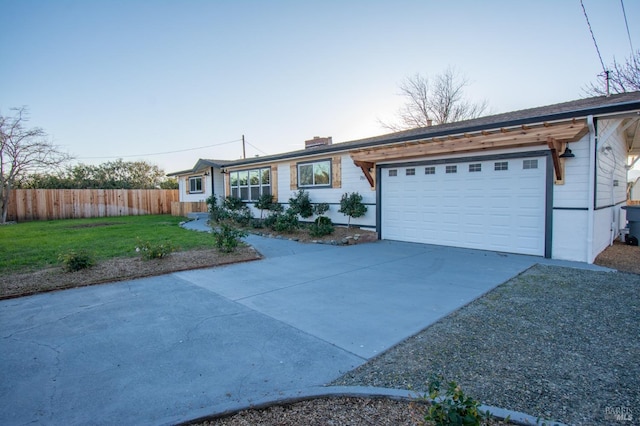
[380,67,488,131]
[0,107,71,223]
[584,50,640,96]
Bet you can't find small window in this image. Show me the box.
[188,176,203,193]
[388,169,397,177]
[424,166,435,175]
[446,165,457,174]
[469,163,482,172]
[523,159,538,169]
[406,168,415,176]
[298,160,331,187]
[494,161,509,171]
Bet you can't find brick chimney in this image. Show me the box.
[305,136,333,149]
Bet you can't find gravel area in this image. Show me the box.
[332,264,640,425]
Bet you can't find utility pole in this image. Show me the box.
[242,134,246,159]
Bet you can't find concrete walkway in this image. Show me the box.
[0,224,609,426]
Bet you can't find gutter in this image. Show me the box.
[586,115,596,264]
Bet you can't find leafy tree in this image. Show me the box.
[0,107,71,223]
[338,192,367,228]
[584,50,640,96]
[255,193,276,219]
[16,159,173,189]
[380,67,488,131]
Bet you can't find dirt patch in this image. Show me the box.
[594,240,640,274]
[251,225,378,245]
[0,246,261,299]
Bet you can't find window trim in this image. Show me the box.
[188,176,203,194]
[297,159,332,188]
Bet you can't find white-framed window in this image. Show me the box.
[424,166,436,175]
[495,161,509,171]
[188,176,203,193]
[523,159,538,169]
[298,159,331,188]
[229,167,271,201]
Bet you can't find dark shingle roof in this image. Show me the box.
[224,91,640,167]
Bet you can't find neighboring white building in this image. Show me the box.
[170,92,640,263]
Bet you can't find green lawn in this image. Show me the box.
[0,215,215,273]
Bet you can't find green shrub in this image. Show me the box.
[288,189,314,218]
[136,238,175,260]
[309,216,334,237]
[222,196,245,211]
[207,195,228,223]
[212,223,248,253]
[338,192,367,228]
[423,375,489,426]
[271,209,299,233]
[58,249,95,272]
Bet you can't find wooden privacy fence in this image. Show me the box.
[7,189,179,222]
[170,201,208,217]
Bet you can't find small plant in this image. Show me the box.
[58,249,95,272]
[288,189,314,218]
[423,375,489,426]
[338,192,367,228]
[222,195,245,211]
[212,222,248,253]
[136,238,175,260]
[309,215,334,237]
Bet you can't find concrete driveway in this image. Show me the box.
[0,236,603,425]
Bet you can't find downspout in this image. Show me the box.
[586,115,596,263]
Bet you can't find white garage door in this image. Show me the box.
[381,156,547,256]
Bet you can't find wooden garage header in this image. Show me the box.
[350,118,588,187]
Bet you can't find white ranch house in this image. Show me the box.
[169,92,640,263]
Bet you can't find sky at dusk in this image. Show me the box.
[1,0,638,174]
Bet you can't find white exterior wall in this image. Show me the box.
[592,118,629,257]
[176,167,225,203]
[273,154,376,228]
[551,118,630,262]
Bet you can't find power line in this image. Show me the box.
[78,138,242,160]
[244,138,269,156]
[620,0,634,53]
[580,0,607,74]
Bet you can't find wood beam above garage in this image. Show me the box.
[350,119,588,187]
[351,120,588,163]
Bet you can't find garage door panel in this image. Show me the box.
[381,157,546,256]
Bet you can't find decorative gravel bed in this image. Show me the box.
[332,264,640,425]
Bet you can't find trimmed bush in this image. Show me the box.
[136,238,175,260]
[58,249,95,272]
[212,223,248,253]
[309,215,334,237]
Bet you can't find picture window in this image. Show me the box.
[229,167,271,201]
[298,160,331,187]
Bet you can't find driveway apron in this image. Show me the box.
[0,236,587,425]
